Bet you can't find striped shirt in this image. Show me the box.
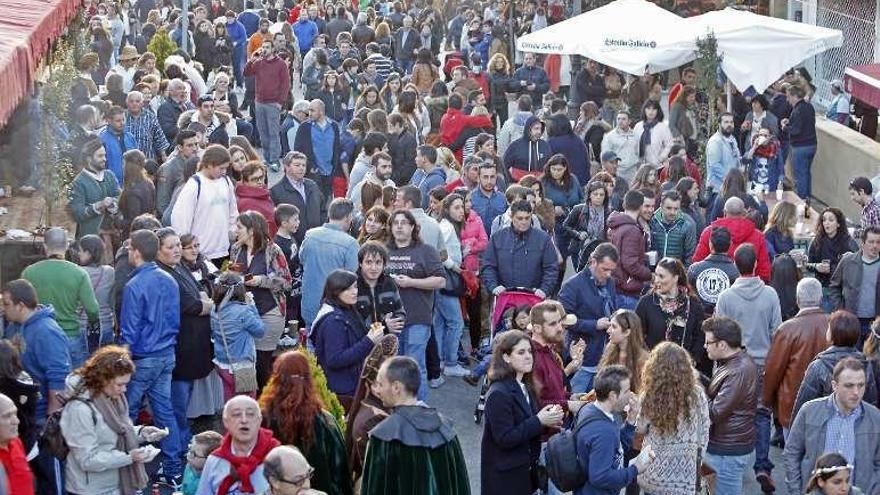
[125,109,169,161]
[366,53,393,82]
[824,394,861,468]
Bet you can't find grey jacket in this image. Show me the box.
[156,155,186,215]
[829,250,880,315]
[784,395,880,495]
[715,276,782,365]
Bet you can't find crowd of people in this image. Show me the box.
[0,0,878,494]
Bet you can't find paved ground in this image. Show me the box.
[429,372,788,494]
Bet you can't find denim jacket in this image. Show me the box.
[211,301,266,365]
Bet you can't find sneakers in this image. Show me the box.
[429,376,446,388]
[756,471,775,493]
[443,364,470,377]
[463,373,480,387]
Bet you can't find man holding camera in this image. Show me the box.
[245,40,291,170]
[69,138,122,240]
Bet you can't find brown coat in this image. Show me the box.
[410,62,439,95]
[762,308,829,427]
[707,350,757,454]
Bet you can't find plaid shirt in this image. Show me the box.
[861,198,880,232]
[125,109,169,161]
[824,394,861,467]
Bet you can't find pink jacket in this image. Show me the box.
[461,209,488,273]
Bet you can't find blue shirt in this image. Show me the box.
[299,223,359,325]
[99,127,138,184]
[310,121,336,176]
[293,19,319,54]
[471,187,506,233]
[825,394,861,467]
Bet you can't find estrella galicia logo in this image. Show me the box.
[519,41,565,51]
[603,38,658,49]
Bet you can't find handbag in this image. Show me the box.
[441,267,465,297]
[216,308,258,393]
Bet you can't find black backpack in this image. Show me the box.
[545,406,603,492]
[40,395,96,460]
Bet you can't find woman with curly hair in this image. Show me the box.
[598,309,650,394]
[636,342,710,495]
[259,350,353,495]
[487,52,513,126]
[60,346,168,495]
[355,84,384,113]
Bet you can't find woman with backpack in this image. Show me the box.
[59,346,167,495]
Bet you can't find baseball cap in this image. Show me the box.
[601,151,620,162]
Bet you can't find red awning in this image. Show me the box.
[844,64,880,109]
[0,0,83,127]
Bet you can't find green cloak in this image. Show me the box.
[360,405,471,495]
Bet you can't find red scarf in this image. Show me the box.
[212,428,280,495]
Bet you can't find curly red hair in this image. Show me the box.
[78,345,136,395]
[258,351,324,449]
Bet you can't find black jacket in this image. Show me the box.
[636,292,711,377]
[294,120,342,178]
[317,89,348,124]
[388,128,417,185]
[575,68,605,107]
[481,377,542,495]
[270,176,327,245]
[0,375,40,451]
[158,262,214,381]
[355,272,405,327]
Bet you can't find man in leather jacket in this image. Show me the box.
[703,316,757,495]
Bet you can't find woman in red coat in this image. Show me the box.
[235,161,278,237]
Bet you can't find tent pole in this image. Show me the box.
[568,0,583,119]
[181,0,190,54]
[726,80,732,113]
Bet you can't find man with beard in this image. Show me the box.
[247,18,274,56]
[69,139,122,239]
[705,112,742,194]
[350,152,395,213]
[99,105,138,183]
[360,356,469,494]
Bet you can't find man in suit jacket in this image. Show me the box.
[270,151,326,246]
[392,15,420,75]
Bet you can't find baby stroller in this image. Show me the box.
[474,288,544,423]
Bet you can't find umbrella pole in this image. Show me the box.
[726,80,732,113]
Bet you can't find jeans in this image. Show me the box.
[399,324,430,401]
[753,365,774,474]
[616,293,639,311]
[126,355,182,476]
[170,379,193,461]
[434,293,464,367]
[67,332,89,370]
[704,451,751,495]
[570,366,597,394]
[231,43,246,86]
[790,144,816,200]
[473,355,490,378]
[255,101,282,163]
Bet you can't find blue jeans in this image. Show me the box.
[754,365,774,474]
[399,324,430,401]
[231,43,246,86]
[126,355,182,476]
[790,144,816,199]
[570,366,597,395]
[254,102,282,163]
[170,379,193,460]
[704,451,751,495]
[67,332,89,370]
[473,354,490,378]
[616,293,639,311]
[434,293,464,367]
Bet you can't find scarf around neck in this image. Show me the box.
[639,119,658,158]
[91,392,148,494]
[213,428,280,495]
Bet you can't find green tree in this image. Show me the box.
[304,349,347,433]
[147,28,177,73]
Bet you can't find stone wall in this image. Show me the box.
[813,117,880,220]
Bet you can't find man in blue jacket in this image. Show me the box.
[482,199,559,299]
[2,279,71,495]
[409,145,445,209]
[470,161,506,233]
[225,10,248,87]
[293,13,319,55]
[121,229,183,485]
[512,52,550,108]
[99,105,138,183]
[559,242,619,394]
[574,365,654,495]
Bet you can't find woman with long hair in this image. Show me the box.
[633,100,674,168]
[676,177,706,234]
[317,70,347,123]
[764,201,798,258]
[707,168,766,224]
[487,52,513,126]
[630,164,660,199]
[518,175,556,234]
[805,453,859,495]
[807,207,858,310]
[355,84,383,113]
[229,135,261,161]
[75,235,115,350]
[542,153,584,269]
[312,270,384,408]
[193,19,217,75]
[563,180,610,271]
[668,86,699,156]
[379,73,403,114]
[770,254,802,321]
[411,48,439,96]
[635,257,710,376]
[598,309,650,394]
[118,150,156,234]
[481,331,564,495]
[660,156,689,193]
[574,101,611,163]
[637,342,710,494]
[435,194,468,377]
[60,346,166,495]
[357,205,390,244]
[227,144,249,183]
[425,80,449,134]
[302,48,330,100]
[259,350,353,495]
[229,211,293,390]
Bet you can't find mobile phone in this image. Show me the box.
[244,273,255,281]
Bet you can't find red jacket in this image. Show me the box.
[439,108,494,148]
[609,211,652,296]
[693,216,772,281]
[0,438,34,495]
[236,183,278,238]
[243,56,291,106]
[531,339,567,412]
[461,209,488,273]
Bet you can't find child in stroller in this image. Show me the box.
[463,303,532,386]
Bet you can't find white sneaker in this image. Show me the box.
[443,365,470,377]
[429,376,446,388]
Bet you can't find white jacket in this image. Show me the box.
[632,120,674,169]
[170,171,238,259]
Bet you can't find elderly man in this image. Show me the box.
[196,396,280,495]
[0,393,34,495]
[693,196,772,281]
[264,446,328,495]
[762,278,829,441]
[125,91,169,162]
[158,78,196,143]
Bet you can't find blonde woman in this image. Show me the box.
[764,200,798,258]
[487,53,513,125]
[436,147,461,185]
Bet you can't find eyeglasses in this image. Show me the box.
[187,446,208,459]
[248,175,265,183]
[704,339,719,347]
[278,467,315,487]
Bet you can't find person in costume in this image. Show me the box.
[360,356,471,495]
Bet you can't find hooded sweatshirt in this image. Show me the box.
[497,111,533,156]
[502,115,551,176]
[608,211,652,296]
[715,277,782,365]
[693,216,772,281]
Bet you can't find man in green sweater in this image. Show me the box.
[22,227,99,368]
[68,138,121,239]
